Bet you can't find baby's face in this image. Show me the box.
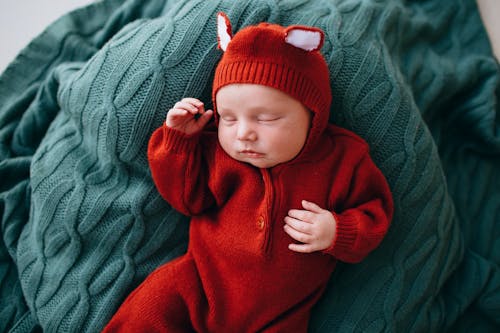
[216,84,311,168]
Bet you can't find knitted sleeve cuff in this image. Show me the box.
[162,124,201,153]
[323,212,358,258]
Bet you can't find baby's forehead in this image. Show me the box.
[215,84,308,109]
[216,105,280,115]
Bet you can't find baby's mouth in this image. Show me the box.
[240,149,264,158]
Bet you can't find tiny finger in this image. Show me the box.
[288,243,316,253]
[174,100,201,114]
[180,97,204,107]
[284,216,312,235]
[284,224,311,244]
[166,108,188,120]
[301,200,324,213]
[287,209,315,223]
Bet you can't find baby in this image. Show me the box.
[104,12,393,332]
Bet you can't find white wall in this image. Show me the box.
[0,0,95,73]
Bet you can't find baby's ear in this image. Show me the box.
[284,26,324,52]
[217,12,232,51]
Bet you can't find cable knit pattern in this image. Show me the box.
[0,0,498,332]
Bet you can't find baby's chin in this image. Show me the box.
[248,159,288,169]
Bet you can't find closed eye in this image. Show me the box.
[257,116,281,122]
[220,116,237,122]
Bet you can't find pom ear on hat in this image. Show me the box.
[284,26,324,51]
[217,12,232,51]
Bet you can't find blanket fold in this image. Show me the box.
[0,0,499,332]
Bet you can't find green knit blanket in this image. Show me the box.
[1,0,499,331]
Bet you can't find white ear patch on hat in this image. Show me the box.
[217,12,232,51]
[285,26,324,52]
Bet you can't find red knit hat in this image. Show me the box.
[213,12,332,139]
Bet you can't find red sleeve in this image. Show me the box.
[323,152,393,263]
[147,124,215,216]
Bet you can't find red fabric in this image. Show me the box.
[103,122,393,332]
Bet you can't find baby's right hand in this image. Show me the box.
[166,98,213,135]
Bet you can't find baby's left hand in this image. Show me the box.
[284,200,336,253]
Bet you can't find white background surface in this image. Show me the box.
[0,0,95,74]
[0,0,497,75]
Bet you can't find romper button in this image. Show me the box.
[256,216,265,230]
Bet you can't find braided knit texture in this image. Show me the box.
[0,0,499,332]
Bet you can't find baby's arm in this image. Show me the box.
[284,200,336,253]
[285,152,393,261]
[324,153,393,263]
[148,98,215,216]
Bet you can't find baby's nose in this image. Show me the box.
[236,122,257,141]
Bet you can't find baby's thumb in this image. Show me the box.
[198,109,213,127]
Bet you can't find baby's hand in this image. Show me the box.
[166,98,213,135]
[284,200,336,253]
